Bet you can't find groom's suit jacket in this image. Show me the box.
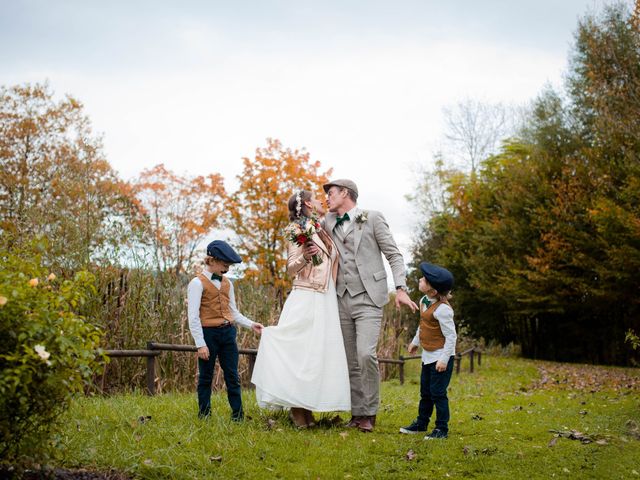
[325,208,407,308]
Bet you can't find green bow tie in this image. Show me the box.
[421,297,432,307]
[335,213,350,227]
[211,273,223,282]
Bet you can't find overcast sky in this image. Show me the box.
[0,0,621,265]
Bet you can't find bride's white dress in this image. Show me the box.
[251,255,351,411]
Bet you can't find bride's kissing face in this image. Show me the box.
[307,195,325,215]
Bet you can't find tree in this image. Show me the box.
[228,138,332,292]
[0,83,142,270]
[441,98,519,173]
[134,164,227,274]
[408,2,640,365]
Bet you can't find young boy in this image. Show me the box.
[399,262,456,439]
[187,240,263,421]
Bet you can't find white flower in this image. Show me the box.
[34,344,51,361]
[354,211,368,228]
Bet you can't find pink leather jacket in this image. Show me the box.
[287,233,339,292]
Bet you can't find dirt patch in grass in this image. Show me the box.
[0,467,131,480]
[531,361,640,392]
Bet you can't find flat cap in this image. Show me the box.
[419,262,454,293]
[206,240,242,264]
[322,179,358,195]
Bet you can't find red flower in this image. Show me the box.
[296,234,308,244]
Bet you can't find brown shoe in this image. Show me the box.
[303,409,316,428]
[369,415,376,427]
[345,416,361,428]
[358,417,374,433]
[289,408,308,429]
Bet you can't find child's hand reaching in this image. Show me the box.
[407,343,418,354]
[252,323,264,335]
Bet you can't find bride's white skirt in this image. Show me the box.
[251,279,351,411]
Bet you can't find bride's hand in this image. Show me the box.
[303,242,320,260]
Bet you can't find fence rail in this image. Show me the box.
[104,343,483,395]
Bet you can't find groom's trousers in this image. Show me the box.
[338,291,383,417]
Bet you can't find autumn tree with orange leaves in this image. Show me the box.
[0,83,143,270]
[135,164,226,274]
[228,138,332,292]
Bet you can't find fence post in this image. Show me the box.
[247,352,256,382]
[469,350,475,373]
[399,355,405,385]
[477,350,482,366]
[146,342,156,395]
[455,354,461,374]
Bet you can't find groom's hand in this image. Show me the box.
[197,346,210,360]
[395,289,418,312]
[303,242,319,260]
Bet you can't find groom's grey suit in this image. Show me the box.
[325,207,407,417]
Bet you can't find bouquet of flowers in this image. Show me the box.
[285,216,323,266]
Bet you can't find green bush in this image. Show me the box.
[0,238,105,461]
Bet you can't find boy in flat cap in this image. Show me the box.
[305,179,418,432]
[400,262,456,439]
[187,240,263,421]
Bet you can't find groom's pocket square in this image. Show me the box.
[373,270,387,281]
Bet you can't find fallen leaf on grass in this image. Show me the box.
[266,418,277,430]
[462,446,472,456]
[405,449,416,461]
[471,414,483,420]
[339,432,349,439]
[143,459,153,466]
[138,415,152,424]
[210,456,222,463]
[595,439,608,445]
[579,410,588,415]
[548,436,558,447]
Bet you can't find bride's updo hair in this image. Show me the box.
[288,190,312,221]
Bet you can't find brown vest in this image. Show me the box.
[197,274,234,327]
[419,300,449,351]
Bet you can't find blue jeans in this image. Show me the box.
[197,325,243,420]
[416,356,454,432]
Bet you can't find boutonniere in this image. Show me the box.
[354,211,368,229]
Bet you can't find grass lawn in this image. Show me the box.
[55,356,640,479]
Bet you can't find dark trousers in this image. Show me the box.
[416,356,454,432]
[197,325,243,420]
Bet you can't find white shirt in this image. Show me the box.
[411,295,457,365]
[187,274,255,348]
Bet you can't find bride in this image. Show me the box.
[251,189,351,428]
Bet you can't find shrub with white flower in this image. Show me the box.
[0,237,105,461]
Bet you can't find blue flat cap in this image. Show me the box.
[206,240,242,263]
[419,262,454,293]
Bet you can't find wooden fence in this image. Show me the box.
[105,342,483,395]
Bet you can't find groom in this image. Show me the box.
[304,179,417,432]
